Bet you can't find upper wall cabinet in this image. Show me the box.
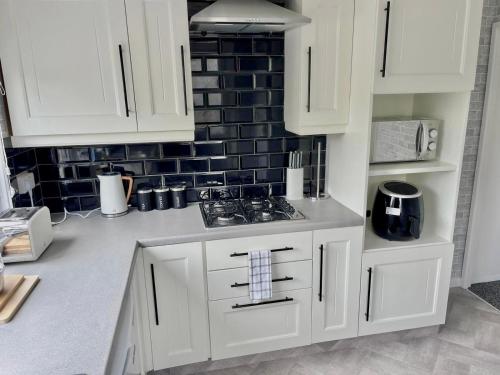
[0,0,194,146]
[374,0,483,94]
[126,0,194,133]
[0,0,136,136]
[284,0,355,135]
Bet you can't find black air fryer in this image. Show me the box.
[372,181,424,241]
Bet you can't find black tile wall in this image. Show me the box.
[8,5,326,212]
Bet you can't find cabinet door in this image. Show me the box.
[312,226,363,343]
[374,0,482,93]
[143,243,210,370]
[209,289,312,360]
[0,0,137,136]
[285,0,354,134]
[126,0,194,133]
[358,244,453,336]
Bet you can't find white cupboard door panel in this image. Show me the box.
[359,244,453,336]
[207,260,312,300]
[209,289,312,360]
[302,0,354,125]
[285,0,354,134]
[126,0,194,132]
[205,231,312,271]
[143,243,210,370]
[374,0,482,93]
[312,227,362,343]
[0,0,136,135]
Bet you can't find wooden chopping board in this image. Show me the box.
[0,274,24,310]
[0,275,39,324]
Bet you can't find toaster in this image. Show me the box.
[0,207,54,263]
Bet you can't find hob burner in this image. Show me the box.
[200,196,305,228]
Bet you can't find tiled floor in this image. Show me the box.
[158,288,500,375]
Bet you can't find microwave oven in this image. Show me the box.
[370,118,441,164]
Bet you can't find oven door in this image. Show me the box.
[370,120,421,163]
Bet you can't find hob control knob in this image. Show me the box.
[429,129,438,138]
[428,142,437,151]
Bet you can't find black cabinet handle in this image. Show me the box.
[232,297,293,309]
[318,244,324,302]
[365,267,373,321]
[180,45,188,116]
[230,247,293,257]
[231,276,293,288]
[150,264,159,326]
[380,1,391,77]
[307,46,312,112]
[118,45,130,117]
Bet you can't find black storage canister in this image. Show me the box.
[154,186,170,210]
[137,186,153,212]
[171,185,187,209]
[372,181,424,241]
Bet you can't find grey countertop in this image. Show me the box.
[0,198,363,375]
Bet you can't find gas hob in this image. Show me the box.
[200,196,305,228]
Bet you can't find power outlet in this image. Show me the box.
[16,171,35,195]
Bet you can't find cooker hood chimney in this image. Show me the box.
[190,0,311,33]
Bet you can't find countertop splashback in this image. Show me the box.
[8,31,326,213]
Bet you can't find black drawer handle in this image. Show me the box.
[380,1,391,77]
[307,46,312,112]
[365,267,373,321]
[318,244,324,302]
[150,264,159,326]
[180,45,188,116]
[230,247,293,257]
[232,297,293,309]
[118,44,130,117]
[231,276,293,288]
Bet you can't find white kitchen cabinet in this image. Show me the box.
[143,243,210,370]
[0,0,195,146]
[311,226,363,343]
[209,289,312,360]
[0,0,136,136]
[284,0,355,135]
[126,0,194,133]
[358,243,453,336]
[373,0,482,94]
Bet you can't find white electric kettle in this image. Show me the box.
[97,172,133,218]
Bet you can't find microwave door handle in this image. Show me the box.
[416,122,423,159]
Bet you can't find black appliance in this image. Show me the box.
[372,181,424,241]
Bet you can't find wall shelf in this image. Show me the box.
[368,160,457,177]
[364,225,450,252]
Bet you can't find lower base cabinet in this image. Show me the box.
[208,289,312,360]
[358,243,454,336]
[143,243,210,370]
[312,227,363,343]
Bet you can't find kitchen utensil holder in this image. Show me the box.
[286,167,304,201]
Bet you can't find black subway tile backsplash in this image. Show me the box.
[145,160,177,175]
[194,142,224,157]
[226,140,255,155]
[10,28,325,212]
[210,156,239,171]
[180,158,209,173]
[127,144,160,160]
[241,154,269,170]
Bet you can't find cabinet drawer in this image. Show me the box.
[208,289,312,360]
[206,232,312,271]
[207,260,312,300]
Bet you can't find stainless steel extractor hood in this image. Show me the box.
[190,0,311,33]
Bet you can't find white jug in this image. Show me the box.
[97,172,133,218]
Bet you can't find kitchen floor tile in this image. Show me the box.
[157,289,500,375]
